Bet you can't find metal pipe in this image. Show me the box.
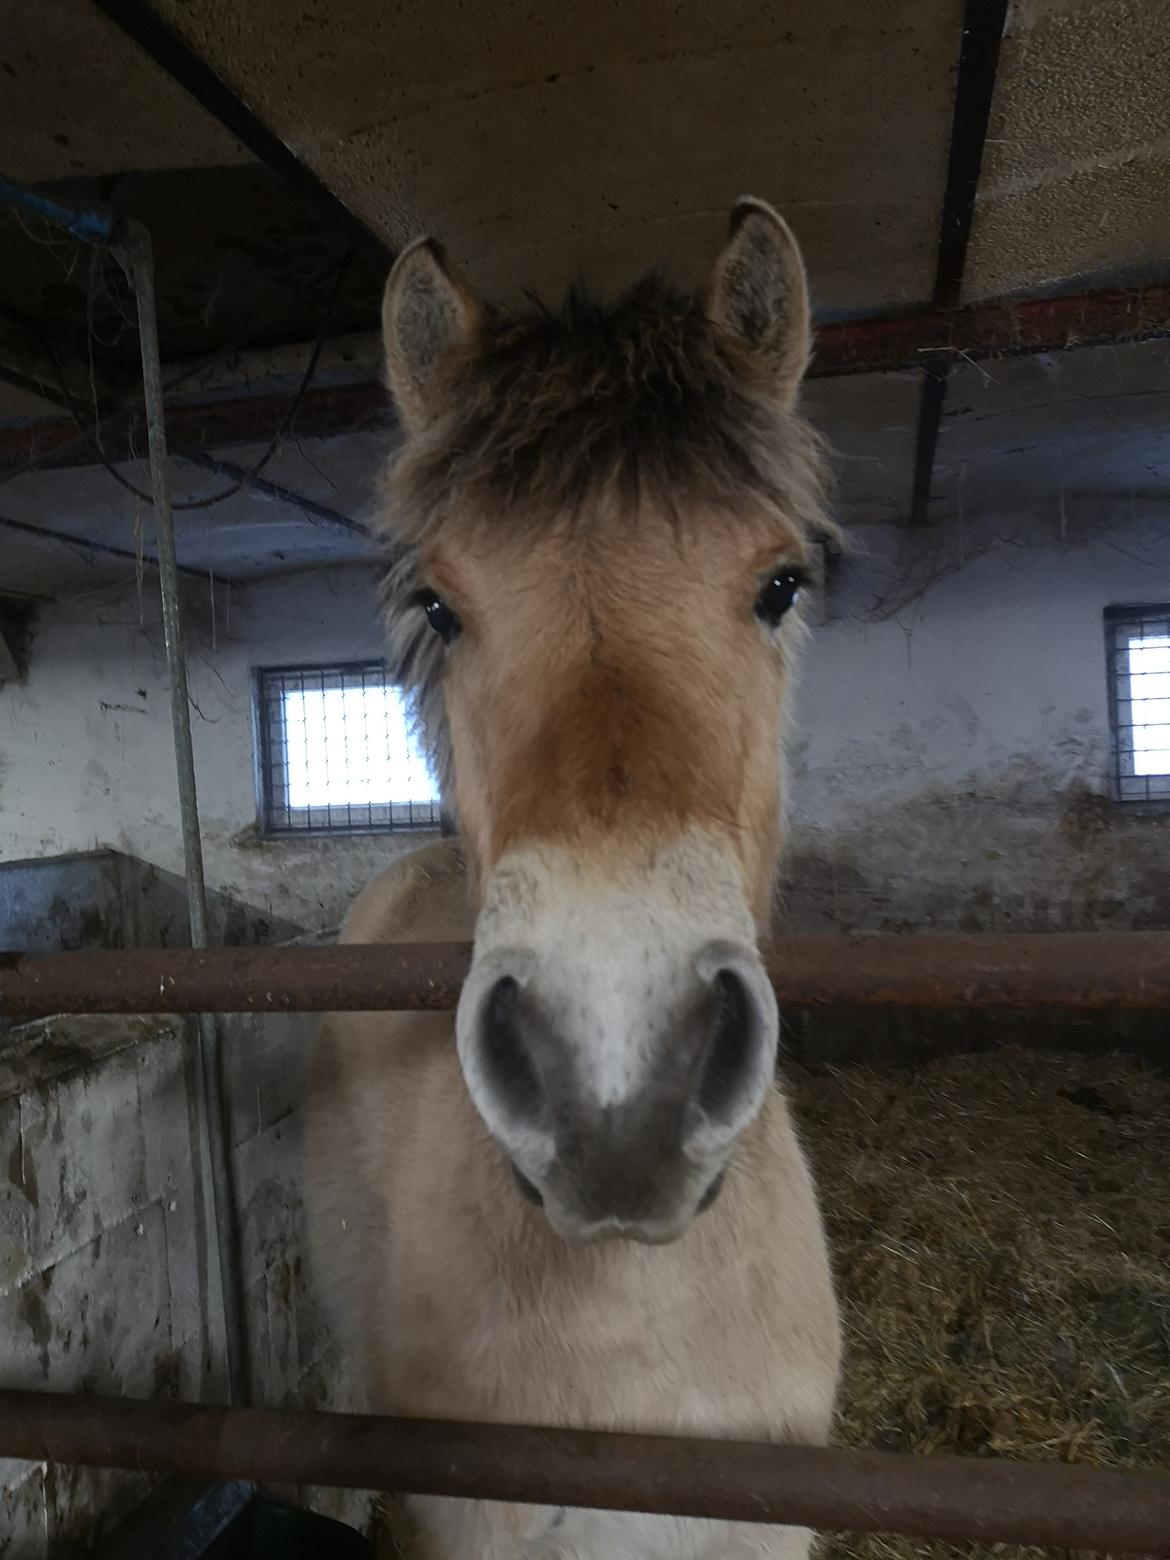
[0,175,115,244]
[0,509,214,582]
[177,451,372,538]
[3,931,1170,1019]
[0,173,249,1407]
[116,224,248,1410]
[908,360,949,526]
[0,1389,1167,1554]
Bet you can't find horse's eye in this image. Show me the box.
[755,569,804,628]
[420,590,461,645]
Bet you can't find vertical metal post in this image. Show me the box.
[117,224,249,1409]
[905,0,1009,526]
[0,173,249,1407]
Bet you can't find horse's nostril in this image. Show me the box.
[481,975,546,1126]
[697,968,759,1124]
[510,1161,545,1207]
[697,1169,726,1213]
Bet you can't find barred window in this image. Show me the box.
[256,662,440,834]
[1105,605,1170,805]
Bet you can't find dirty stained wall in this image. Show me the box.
[0,993,368,1553]
[0,1014,215,1555]
[0,849,302,956]
[784,510,1170,937]
[2,504,1168,940]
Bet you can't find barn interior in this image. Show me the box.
[1,0,1169,1554]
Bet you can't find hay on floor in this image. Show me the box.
[790,1043,1170,1560]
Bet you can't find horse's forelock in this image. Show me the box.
[377,270,833,813]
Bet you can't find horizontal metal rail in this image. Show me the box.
[2,931,1170,1019]
[0,1390,1167,1552]
[4,283,1169,474]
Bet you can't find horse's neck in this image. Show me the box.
[344,835,472,945]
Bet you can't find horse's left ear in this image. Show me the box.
[705,197,811,407]
[382,236,483,433]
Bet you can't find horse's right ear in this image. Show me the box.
[382,237,482,433]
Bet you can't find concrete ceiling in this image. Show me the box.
[3,0,247,183]
[1,0,1168,599]
[967,0,1170,299]
[147,0,962,314]
[149,0,1170,309]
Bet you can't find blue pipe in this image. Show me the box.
[0,174,115,245]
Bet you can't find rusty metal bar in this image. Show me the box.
[817,279,1170,376]
[0,1389,1167,1553]
[2,284,1168,475]
[815,282,1170,376]
[2,932,1170,1020]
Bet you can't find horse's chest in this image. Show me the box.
[382,1258,770,1436]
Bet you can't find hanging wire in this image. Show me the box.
[0,241,358,494]
[45,250,355,510]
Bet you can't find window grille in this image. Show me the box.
[1105,605,1170,804]
[256,662,440,834]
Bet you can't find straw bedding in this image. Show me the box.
[793,1044,1170,1560]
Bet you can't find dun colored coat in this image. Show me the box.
[309,197,842,1560]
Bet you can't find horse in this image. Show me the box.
[307,197,841,1559]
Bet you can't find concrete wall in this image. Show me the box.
[0,993,369,1552]
[0,1013,216,1555]
[782,509,1170,936]
[0,852,183,958]
[219,1000,374,1535]
[0,567,433,937]
[0,849,301,957]
[2,507,1168,944]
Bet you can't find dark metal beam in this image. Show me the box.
[0,365,69,411]
[814,281,1170,376]
[177,451,372,539]
[908,363,949,530]
[1,1389,1169,1554]
[91,0,393,272]
[908,0,1009,526]
[934,2,1010,308]
[5,932,1170,1019]
[1,279,1167,475]
[0,511,218,583]
[0,379,391,473]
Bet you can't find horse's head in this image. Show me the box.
[380,199,830,1243]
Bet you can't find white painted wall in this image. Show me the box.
[2,506,1168,938]
[0,566,431,933]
